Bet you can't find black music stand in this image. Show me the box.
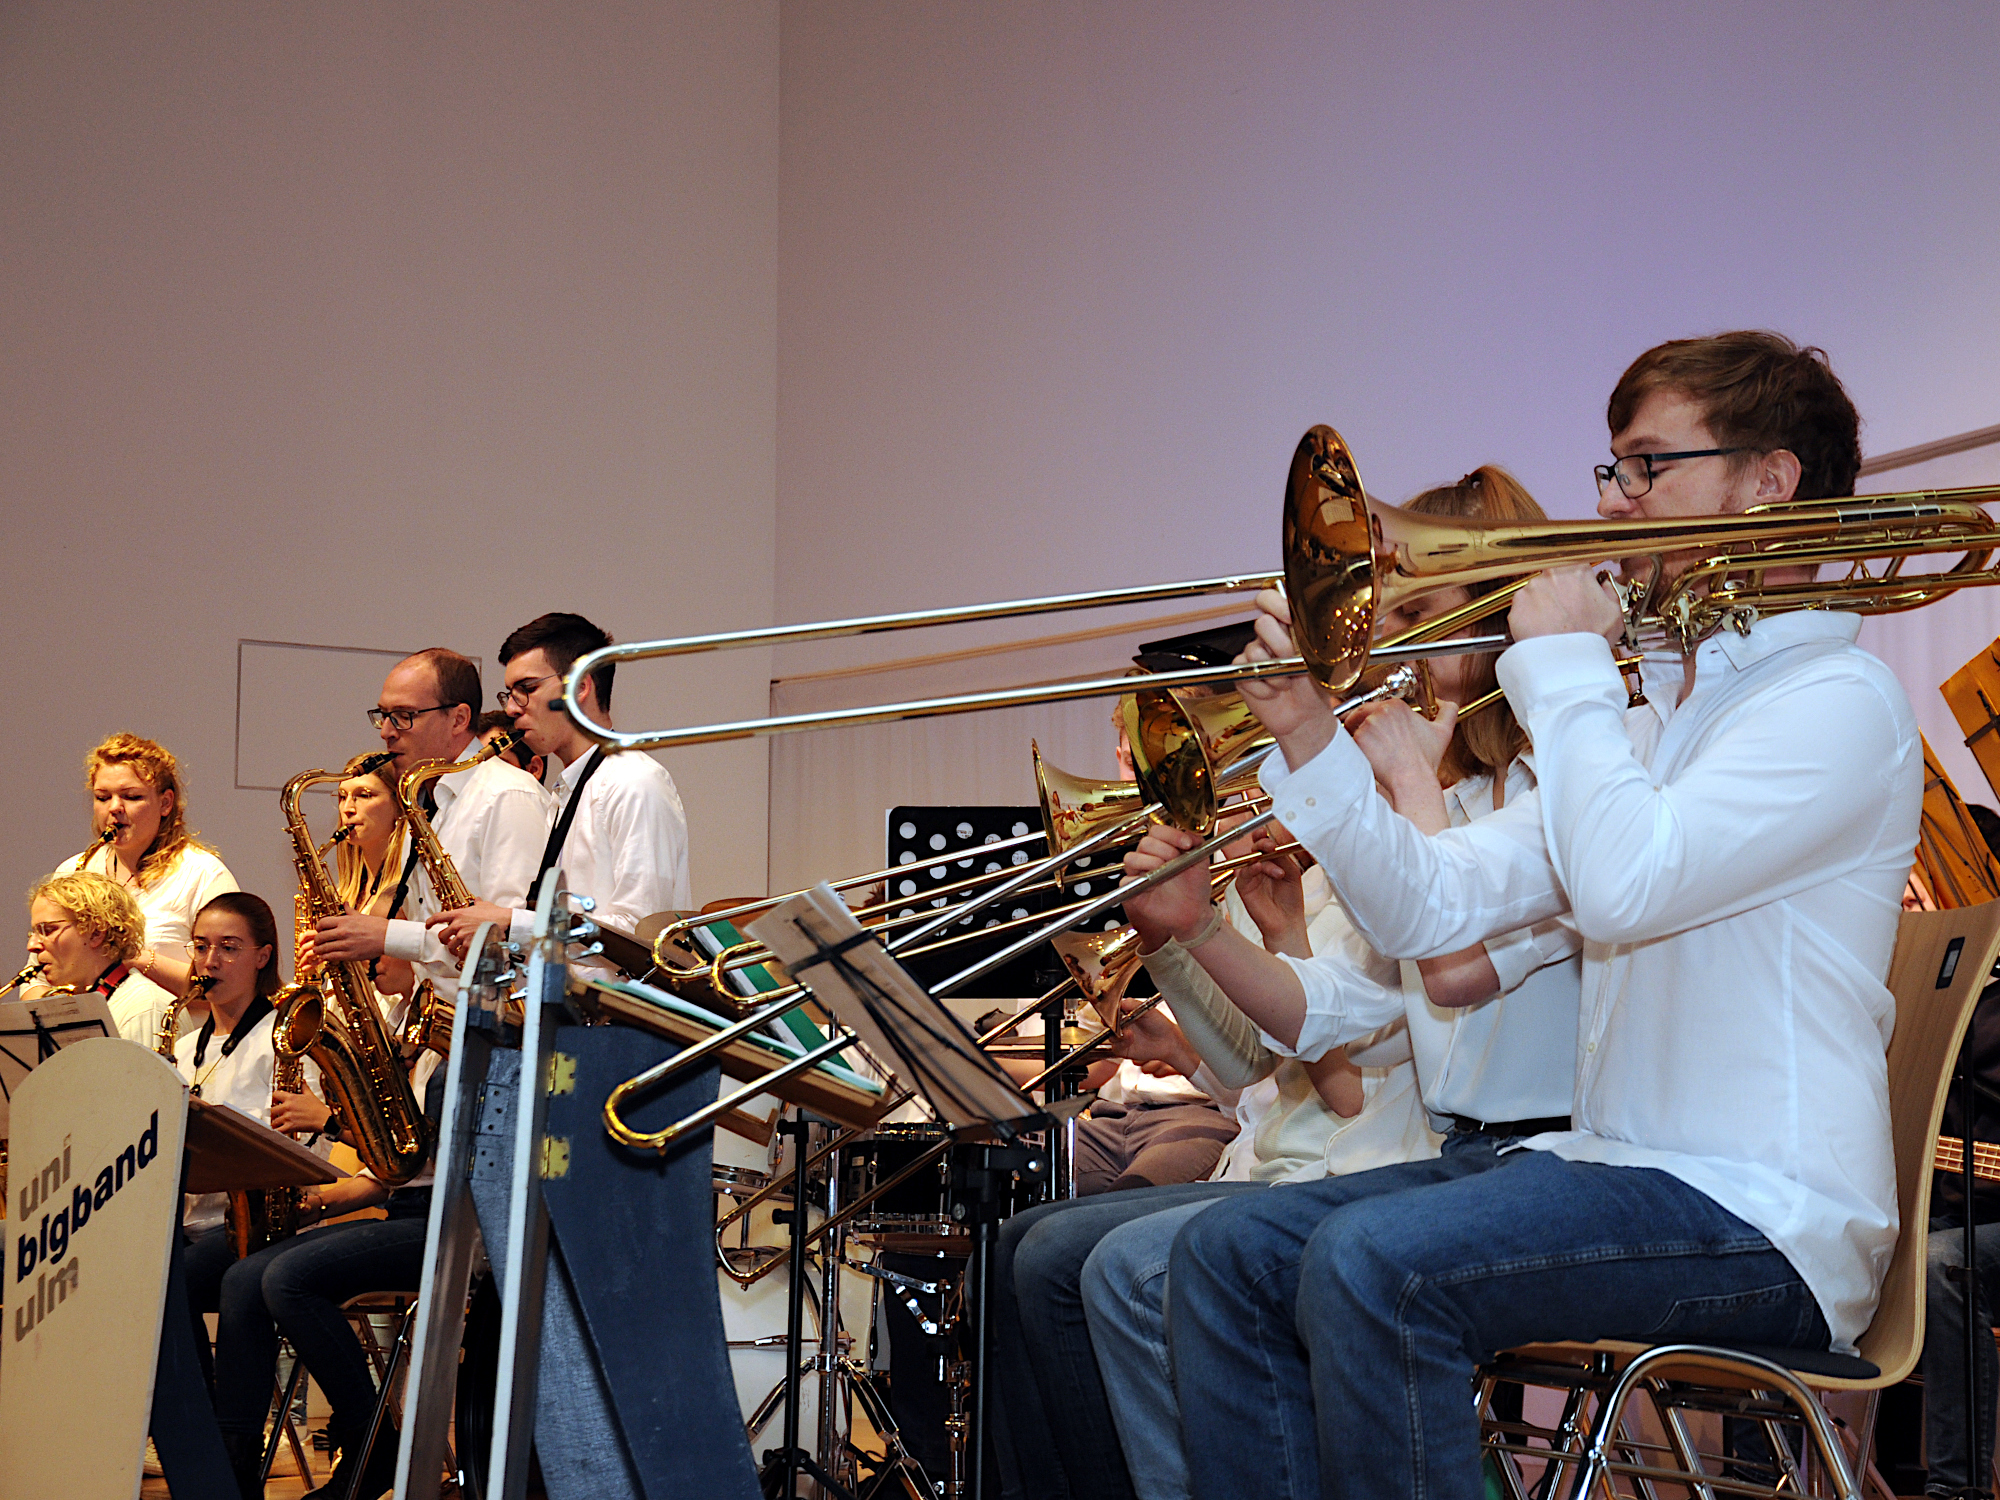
[749,887,1077,1500]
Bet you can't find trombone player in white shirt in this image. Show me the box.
[309,648,552,984]
[1157,331,1922,1500]
[428,612,692,963]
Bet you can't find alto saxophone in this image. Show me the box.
[229,972,312,1259]
[270,754,431,1187]
[394,730,526,1057]
[156,972,214,1058]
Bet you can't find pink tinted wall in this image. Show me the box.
[769,2,2000,881]
[1,3,778,922]
[777,1,2000,629]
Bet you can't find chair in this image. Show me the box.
[1477,901,2000,1500]
[258,1289,434,1492]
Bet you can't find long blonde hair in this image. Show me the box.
[82,733,213,888]
[332,753,406,915]
[1401,467,1544,788]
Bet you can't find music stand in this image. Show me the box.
[749,886,1079,1500]
[0,991,116,1134]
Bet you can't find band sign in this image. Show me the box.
[0,1039,187,1500]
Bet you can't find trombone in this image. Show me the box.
[560,425,2000,755]
[600,660,1427,1156]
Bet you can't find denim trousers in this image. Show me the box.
[990,1181,1259,1500]
[1082,1193,1256,1500]
[1169,1142,1829,1500]
[183,1223,238,1395]
[1922,1219,2000,1491]
[212,1192,430,1442]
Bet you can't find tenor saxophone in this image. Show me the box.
[393,730,526,1057]
[271,755,431,1187]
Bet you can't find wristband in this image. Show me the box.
[1179,906,1228,952]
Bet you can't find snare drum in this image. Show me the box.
[845,1124,955,1236]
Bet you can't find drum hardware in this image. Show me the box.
[848,1259,945,1337]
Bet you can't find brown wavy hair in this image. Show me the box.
[1401,467,1543,787]
[194,891,283,1002]
[1607,331,1861,502]
[83,733,213,889]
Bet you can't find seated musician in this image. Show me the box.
[55,732,238,1011]
[428,612,691,961]
[206,1000,442,1500]
[992,470,1582,1500]
[1160,332,1918,1500]
[169,897,307,1439]
[311,648,552,983]
[23,870,175,1042]
[327,749,419,1007]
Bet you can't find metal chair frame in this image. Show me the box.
[1476,903,2000,1500]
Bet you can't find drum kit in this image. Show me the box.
[711,1095,1053,1500]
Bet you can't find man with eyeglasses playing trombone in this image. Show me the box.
[1149,331,1921,1500]
[427,613,691,969]
[309,647,553,986]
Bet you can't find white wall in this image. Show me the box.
[1,2,779,935]
[772,0,2000,881]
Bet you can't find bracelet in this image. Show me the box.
[1179,906,1229,952]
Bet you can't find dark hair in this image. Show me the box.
[499,612,615,708]
[194,891,283,1001]
[1606,331,1861,502]
[473,710,538,772]
[401,647,483,720]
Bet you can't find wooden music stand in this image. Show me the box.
[1942,639,2000,799]
[1914,733,2000,909]
[183,1096,343,1193]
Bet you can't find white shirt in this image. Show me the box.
[175,1008,279,1233]
[505,748,692,947]
[383,744,554,982]
[1266,756,1582,1129]
[1149,878,1438,1185]
[1263,612,1919,1352]
[59,845,237,962]
[106,967,175,1046]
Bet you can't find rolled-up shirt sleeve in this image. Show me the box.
[1265,923,1408,1061]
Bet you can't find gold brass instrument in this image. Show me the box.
[71,824,118,874]
[600,661,1426,1162]
[154,972,212,1057]
[2,961,44,999]
[394,730,525,1055]
[272,762,430,1187]
[560,425,2000,756]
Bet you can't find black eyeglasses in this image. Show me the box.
[1593,448,1745,500]
[495,673,560,710]
[366,703,451,732]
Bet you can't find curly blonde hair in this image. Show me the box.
[82,733,212,889]
[30,871,147,964]
[1401,467,1544,788]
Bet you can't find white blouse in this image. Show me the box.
[61,844,238,962]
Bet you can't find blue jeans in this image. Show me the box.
[213,1191,430,1442]
[1083,1195,1250,1500]
[1170,1143,1829,1500]
[990,1182,1259,1500]
[1922,1219,2000,1491]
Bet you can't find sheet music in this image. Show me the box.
[0,992,119,1134]
[747,885,1036,1131]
